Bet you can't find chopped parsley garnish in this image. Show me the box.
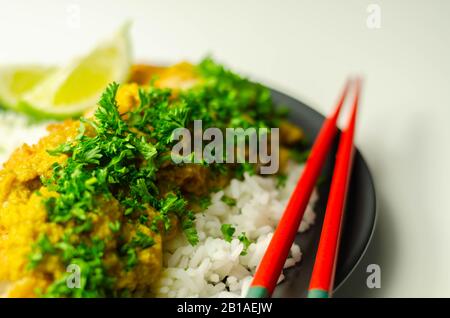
[220,224,252,255]
[179,210,199,246]
[221,224,236,242]
[235,162,256,180]
[221,195,236,207]
[198,196,212,210]
[28,234,55,269]
[238,232,252,256]
[120,231,156,271]
[131,231,155,249]
[108,220,121,233]
[276,173,287,188]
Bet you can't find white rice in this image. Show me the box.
[155,161,318,298]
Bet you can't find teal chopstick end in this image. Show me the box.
[307,289,329,298]
[246,286,270,298]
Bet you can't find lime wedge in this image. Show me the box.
[19,24,131,119]
[0,65,55,110]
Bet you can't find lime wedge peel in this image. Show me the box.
[0,65,55,110]
[18,24,132,120]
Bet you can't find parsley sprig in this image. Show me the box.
[220,224,253,255]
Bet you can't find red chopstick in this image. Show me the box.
[246,80,351,298]
[307,78,361,298]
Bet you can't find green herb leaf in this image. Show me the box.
[108,220,121,233]
[131,231,155,249]
[276,173,287,188]
[221,224,236,242]
[198,196,212,210]
[221,195,236,207]
[238,232,252,256]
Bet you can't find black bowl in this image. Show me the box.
[270,89,377,298]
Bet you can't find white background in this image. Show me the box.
[0,0,449,297]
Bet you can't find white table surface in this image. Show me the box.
[1,0,449,297]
